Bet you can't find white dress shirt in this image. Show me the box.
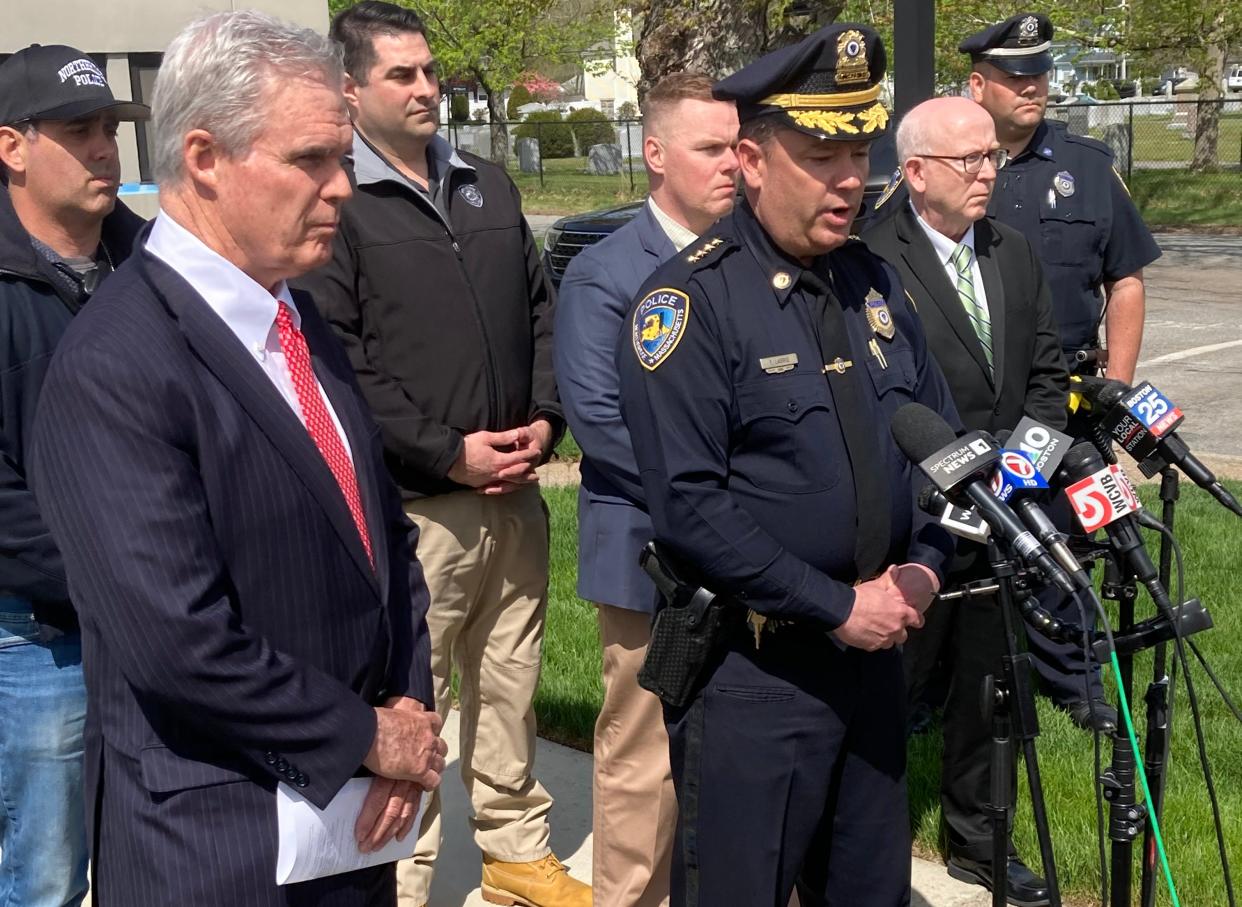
[911,201,990,320]
[648,197,701,253]
[146,211,354,463]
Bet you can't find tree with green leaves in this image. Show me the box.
[1127,0,1242,169]
[329,0,622,163]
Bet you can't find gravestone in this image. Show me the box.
[1101,123,1131,170]
[516,138,541,173]
[588,143,623,175]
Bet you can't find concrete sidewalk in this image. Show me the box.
[426,709,989,907]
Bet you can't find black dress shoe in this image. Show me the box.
[1061,697,1119,733]
[946,855,1051,907]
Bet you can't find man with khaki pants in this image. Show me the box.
[554,74,739,906]
[296,3,585,905]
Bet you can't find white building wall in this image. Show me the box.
[5,0,327,188]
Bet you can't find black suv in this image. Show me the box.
[541,133,898,287]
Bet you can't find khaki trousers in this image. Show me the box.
[593,604,676,907]
[396,485,553,905]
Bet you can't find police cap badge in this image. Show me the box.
[712,23,890,142]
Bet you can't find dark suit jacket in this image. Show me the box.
[864,203,1067,436]
[553,202,677,612]
[30,240,432,906]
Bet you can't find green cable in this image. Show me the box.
[1107,649,1182,907]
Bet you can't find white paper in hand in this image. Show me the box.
[275,778,427,885]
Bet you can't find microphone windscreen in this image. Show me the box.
[891,402,957,463]
[1056,441,1106,485]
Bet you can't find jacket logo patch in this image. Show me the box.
[459,184,484,207]
[633,288,690,371]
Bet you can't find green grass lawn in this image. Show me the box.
[1119,113,1242,166]
[536,480,1242,904]
[1129,169,1242,228]
[510,156,650,215]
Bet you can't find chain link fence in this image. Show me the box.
[440,116,647,197]
[1044,98,1241,225]
[441,100,1241,226]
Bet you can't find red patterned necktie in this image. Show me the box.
[274,301,374,569]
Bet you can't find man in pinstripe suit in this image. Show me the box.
[29,12,447,905]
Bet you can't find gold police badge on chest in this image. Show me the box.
[864,289,895,340]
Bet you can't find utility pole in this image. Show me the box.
[893,0,935,116]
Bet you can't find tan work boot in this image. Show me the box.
[480,853,591,907]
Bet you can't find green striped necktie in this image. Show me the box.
[950,241,993,372]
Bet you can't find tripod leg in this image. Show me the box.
[1008,652,1063,907]
[985,675,1012,907]
[1140,675,1170,907]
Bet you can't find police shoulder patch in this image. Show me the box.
[1111,165,1132,197]
[633,287,691,371]
[874,168,904,210]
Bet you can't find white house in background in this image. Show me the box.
[4,0,327,216]
[579,16,639,116]
[1050,42,1129,95]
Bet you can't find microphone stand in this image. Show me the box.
[1070,522,1211,907]
[1083,419,1181,907]
[1139,468,1179,907]
[942,541,1063,907]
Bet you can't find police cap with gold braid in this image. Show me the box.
[712,23,889,142]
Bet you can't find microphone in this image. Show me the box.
[1072,375,1242,517]
[995,424,1091,589]
[892,403,1076,594]
[1054,441,1176,611]
[918,483,990,543]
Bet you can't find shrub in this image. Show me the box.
[471,107,487,124]
[618,100,638,119]
[566,107,616,153]
[507,84,533,120]
[515,111,574,158]
[449,93,470,123]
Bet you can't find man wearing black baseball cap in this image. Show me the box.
[0,42,145,907]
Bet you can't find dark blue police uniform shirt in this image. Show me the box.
[616,202,959,631]
[988,118,1161,352]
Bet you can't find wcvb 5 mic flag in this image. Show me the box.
[1065,463,1141,533]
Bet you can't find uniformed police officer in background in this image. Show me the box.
[963,12,1162,728]
[617,25,960,906]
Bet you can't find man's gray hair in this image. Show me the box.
[894,109,933,167]
[152,10,344,184]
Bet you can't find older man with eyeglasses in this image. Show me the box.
[863,95,1066,907]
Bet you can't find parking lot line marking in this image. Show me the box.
[1138,339,1242,367]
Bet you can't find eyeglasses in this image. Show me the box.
[916,148,1009,174]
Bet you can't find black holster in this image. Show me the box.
[637,542,727,708]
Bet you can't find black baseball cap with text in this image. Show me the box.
[0,44,150,126]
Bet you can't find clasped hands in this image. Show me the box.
[355,696,449,854]
[447,418,554,496]
[832,563,940,652]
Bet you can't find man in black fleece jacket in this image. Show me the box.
[295,5,584,906]
[0,43,145,907]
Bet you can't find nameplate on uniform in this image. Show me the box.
[633,288,691,371]
[759,353,799,374]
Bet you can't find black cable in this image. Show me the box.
[1169,610,1236,907]
[1148,517,1242,726]
[1188,639,1242,724]
[1139,519,1237,907]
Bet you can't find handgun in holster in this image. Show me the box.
[636,541,727,708]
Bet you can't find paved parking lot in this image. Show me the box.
[1132,234,1242,477]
